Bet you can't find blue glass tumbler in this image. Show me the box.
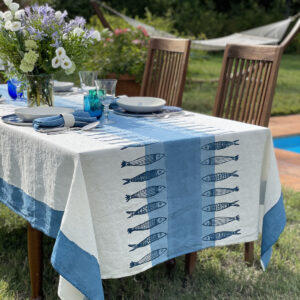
[84,90,103,118]
[7,80,17,100]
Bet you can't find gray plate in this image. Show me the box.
[1,114,32,126]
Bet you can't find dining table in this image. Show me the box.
[0,84,286,300]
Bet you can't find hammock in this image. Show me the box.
[100,3,299,51]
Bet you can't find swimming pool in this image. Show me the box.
[273,135,300,154]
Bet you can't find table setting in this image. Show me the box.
[0,2,286,300]
[0,80,286,300]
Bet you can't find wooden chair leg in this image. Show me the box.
[244,241,254,266]
[185,252,197,276]
[27,223,43,300]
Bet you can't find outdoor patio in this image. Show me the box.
[0,1,299,300]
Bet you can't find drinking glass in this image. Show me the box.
[11,78,25,101]
[95,79,117,124]
[79,71,98,93]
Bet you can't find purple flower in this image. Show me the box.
[50,39,61,48]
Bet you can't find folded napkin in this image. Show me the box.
[33,110,97,131]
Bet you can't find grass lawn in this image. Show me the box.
[0,188,299,299]
[182,52,300,116]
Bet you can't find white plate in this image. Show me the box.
[117,97,166,113]
[15,107,74,122]
[53,81,74,92]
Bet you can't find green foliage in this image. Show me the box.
[53,0,93,20]
[85,17,149,83]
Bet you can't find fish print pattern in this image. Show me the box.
[128,217,167,234]
[201,155,239,165]
[126,186,165,202]
[202,200,240,212]
[120,142,156,150]
[201,140,239,151]
[202,215,240,226]
[123,169,165,185]
[121,153,165,168]
[130,248,167,268]
[202,229,241,241]
[202,186,239,197]
[202,171,239,182]
[126,201,167,218]
[128,232,167,252]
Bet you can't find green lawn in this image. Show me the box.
[0,188,299,299]
[182,52,300,116]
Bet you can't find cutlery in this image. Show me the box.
[38,121,100,134]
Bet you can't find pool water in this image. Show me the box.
[273,135,300,154]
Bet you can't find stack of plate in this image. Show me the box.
[115,97,171,116]
[2,107,74,126]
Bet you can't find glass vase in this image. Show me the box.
[26,74,54,107]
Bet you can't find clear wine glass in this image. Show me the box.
[79,71,98,94]
[95,79,117,125]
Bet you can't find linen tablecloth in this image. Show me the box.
[0,89,285,300]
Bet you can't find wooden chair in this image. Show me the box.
[185,43,284,275]
[140,37,191,107]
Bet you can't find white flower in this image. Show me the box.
[90,30,101,41]
[4,0,12,6]
[61,56,72,70]
[55,11,62,19]
[51,56,61,69]
[4,20,12,30]
[55,47,66,58]
[15,9,25,20]
[10,21,21,32]
[62,33,68,40]
[73,27,84,37]
[0,12,3,20]
[3,11,13,21]
[9,2,19,12]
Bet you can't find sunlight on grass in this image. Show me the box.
[0,188,299,299]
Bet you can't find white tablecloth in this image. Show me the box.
[0,89,285,300]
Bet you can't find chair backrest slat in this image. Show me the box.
[213,44,283,127]
[141,38,191,107]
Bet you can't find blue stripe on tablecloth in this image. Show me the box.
[51,231,104,300]
[261,193,286,270]
[135,123,216,266]
[0,177,63,238]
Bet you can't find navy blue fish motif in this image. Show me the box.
[120,142,156,150]
[202,200,240,212]
[128,217,167,234]
[128,232,167,252]
[201,140,239,151]
[130,248,167,268]
[123,169,165,185]
[202,171,239,182]
[202,229,241,241]
[202,186,239,197]
[126,186,165,202]
[201,155,239,165]
[203,215,240,226]
[121,153,165,168]
[127,201,166,218]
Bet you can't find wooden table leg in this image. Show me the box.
[27,223,43,300]
[244,241,254,266]
[185,252,197,276]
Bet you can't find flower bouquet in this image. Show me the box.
[0,0,101,106]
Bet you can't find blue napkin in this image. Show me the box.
[33,110,97,131]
